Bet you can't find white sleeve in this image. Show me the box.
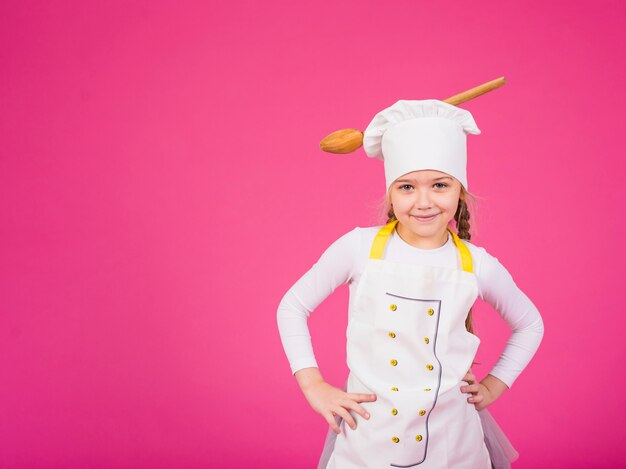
[276,227,361,375]
[475,248,545,389]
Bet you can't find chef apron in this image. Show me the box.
[323,220,492,469]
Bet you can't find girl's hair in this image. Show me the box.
[376,185,480,335]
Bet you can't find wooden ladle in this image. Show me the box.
[319,76,506,154]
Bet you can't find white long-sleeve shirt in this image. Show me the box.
[276,225,544,388]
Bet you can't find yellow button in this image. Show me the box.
[390,359,398,366]
[419,410,426,416]
[424,388,431,391]
[390,304,397,311]
[426,364,434,370]
[416,435,423,442]
[427,308,434,316]
[388,332,396,338]
[391,387,399,391]
[424,337,430,344]
[392,436,400,443]
[391,408,398,415]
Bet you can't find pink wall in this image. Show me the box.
[1,1,624,467]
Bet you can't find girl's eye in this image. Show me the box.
[434,183,448,189]
[400,184,413,191]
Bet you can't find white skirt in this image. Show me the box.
[317,381,519,469]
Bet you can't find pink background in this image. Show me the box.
[1,1,624,467]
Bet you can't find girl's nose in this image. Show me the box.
[414,189,432,208]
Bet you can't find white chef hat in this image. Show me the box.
[362,99,481,192]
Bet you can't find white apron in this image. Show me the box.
[323,220,492,469]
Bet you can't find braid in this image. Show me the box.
[454,192,474,334]
[455,196,472,242]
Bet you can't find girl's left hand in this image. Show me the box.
[460,370,494,411]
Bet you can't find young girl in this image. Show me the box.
[276,99,544,469]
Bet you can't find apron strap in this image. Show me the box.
[369,219,474,273]
[369,219,399,259]
[448,229,474,273]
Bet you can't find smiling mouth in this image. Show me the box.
[412,213,440,222]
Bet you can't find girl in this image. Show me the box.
[276,99,544,469]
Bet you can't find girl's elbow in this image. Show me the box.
[533,312,545,342]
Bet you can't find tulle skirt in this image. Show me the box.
[317,381,519,469]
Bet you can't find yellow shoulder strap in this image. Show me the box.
[448,228,474,273]
[369,219,399,259]
[369,220,474,273]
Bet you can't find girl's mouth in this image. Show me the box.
[412,213,439,223]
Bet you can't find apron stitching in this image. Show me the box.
[385,292,434,301]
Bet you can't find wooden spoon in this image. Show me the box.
[319,76,506,154]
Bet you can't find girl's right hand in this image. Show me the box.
[301,380,377,434]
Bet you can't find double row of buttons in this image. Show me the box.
[387,302,434,444]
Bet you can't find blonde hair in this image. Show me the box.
[372,185,483,335]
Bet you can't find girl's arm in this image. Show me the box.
[474,247,545,389]
[276,227,361,375]
[278,228,379,434]
[461,246,542,410]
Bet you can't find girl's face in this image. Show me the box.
[388,169,462,249]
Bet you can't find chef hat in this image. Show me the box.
[362,99,480,192]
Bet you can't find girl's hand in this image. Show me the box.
[461,370,509,411]
[461,369,494,411]
[301,380,377,434]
